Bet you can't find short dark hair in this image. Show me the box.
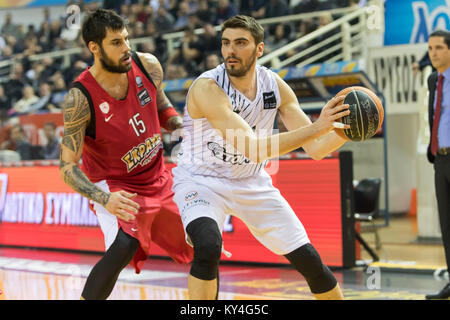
[429,30,450,48]
[81,8,127,48]
[222,15,265,44]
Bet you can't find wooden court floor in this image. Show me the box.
[0,215,448,300]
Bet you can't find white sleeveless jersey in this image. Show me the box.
[177,63,281,179]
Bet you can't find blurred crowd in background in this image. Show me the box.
[0,0,363,160]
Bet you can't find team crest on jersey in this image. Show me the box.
[136,76,143,88]
[137,89,152,107]
[99,102,110,114]
[121,134,162,172]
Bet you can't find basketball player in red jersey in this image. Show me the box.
[59,9,193,300]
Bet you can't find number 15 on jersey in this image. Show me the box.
[129,113,146,137]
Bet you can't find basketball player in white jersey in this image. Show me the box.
[172,15,350,300]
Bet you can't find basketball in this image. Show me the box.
[333,86,384,142]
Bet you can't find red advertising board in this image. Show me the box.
[0,156,355,267]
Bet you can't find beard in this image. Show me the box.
[99,45,132,74]
[225,49,257,78]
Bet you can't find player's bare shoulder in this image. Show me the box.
[188,78,231,119]
[61,87,91,154]
[136,52,163,87]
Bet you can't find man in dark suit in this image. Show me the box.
[426,30,450,300]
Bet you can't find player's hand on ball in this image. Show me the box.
[315,95,351,135]
[105,190,140,221]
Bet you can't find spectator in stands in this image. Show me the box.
[22,36,43,58]
[25,61,45,89]
[196,0,215,24]
[200,23,221,56]
[48,19,63,50]
[214,0,238,25]
[204,52,221,70]
[167,27,203,76]
[70,47,93,67]
[134,21,146,38]
[5,35,24,55]
[42,6,52,25]
[38,57,60,84]
[48,75,67,112]
[264,0,291,19]
[103,0,125,14]
[9,85,39,116]
[135,3,154,25]
[186,13,203,31]
[139,39,157,56]
[0,84,11,115]
[265,23,291,54]
[24,24,37,42]
[0,45,13,61]
[173,1,192,31]
[37,21,52,52]
[10,124,32,160]
[154,5,175,33]
[312,12,339,63]
[0,34,6,52]
[240,0,267,19]
[143,21,168,61]
[150,0,171,11]
[5,62,28,108]
[42,121,60,160]
[292,0,321,14]
[1,13,19,39]
[28,82,52,113]
[165,63,188,80]
[0,116,15,152]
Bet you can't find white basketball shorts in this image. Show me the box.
[171,166,310,255]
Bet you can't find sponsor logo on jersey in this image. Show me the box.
[263,91,276,109]
[207,142,250,165]
[121,134,162,172]
[184,191,198,201]
[137,88,152,107]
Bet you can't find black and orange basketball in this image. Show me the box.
[333,86,384,142]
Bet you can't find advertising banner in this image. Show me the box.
[367,43,428,114]
[385,0,450,45]
[0,158,353,267]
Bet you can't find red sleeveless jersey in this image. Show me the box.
[73,53,165,188]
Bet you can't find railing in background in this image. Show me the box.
[258,7,368,68]
[0,7,357,81]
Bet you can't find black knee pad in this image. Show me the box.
[284,243,337,294]
[186,217,222,280]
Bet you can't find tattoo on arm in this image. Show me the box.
[59,88,110,206]
[139,52,175,112]
[61,161,111,206]
[61,88,90,153]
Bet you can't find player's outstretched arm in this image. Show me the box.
[189,79,350,163]
[137,52,183,132]
[275,74,349,160]
[59,88,139,221]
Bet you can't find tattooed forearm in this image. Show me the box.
[60,162,110,206]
